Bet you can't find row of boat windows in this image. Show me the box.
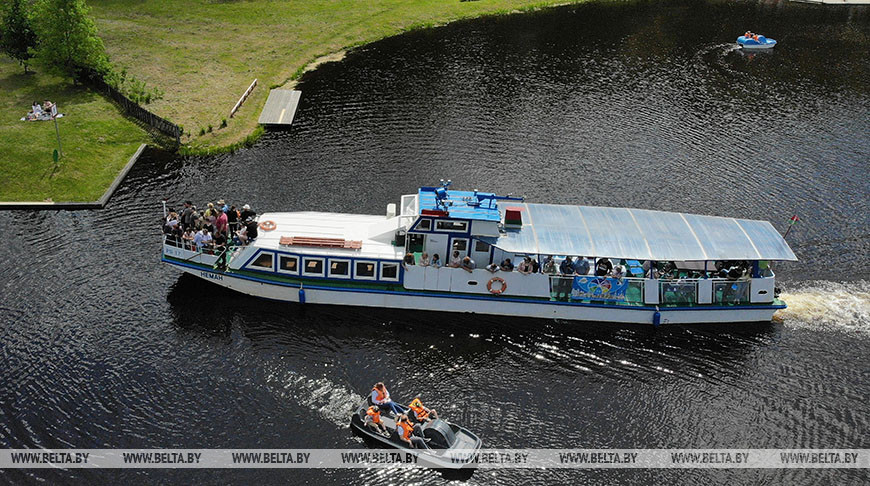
[247,252,400,282]
[416,219,468,232]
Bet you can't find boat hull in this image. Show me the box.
[166,258,783,325]
[737,35,777,49]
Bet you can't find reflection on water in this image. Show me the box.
[1,0,868,483]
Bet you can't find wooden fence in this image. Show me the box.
[83,71,182,144]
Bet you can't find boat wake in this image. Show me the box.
[775,280,870,334]
[264,362,361,427]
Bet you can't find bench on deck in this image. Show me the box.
[279,236,362,249]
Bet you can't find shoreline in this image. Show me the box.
[121,1,585,157]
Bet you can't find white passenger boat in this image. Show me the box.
[161,183,797,325]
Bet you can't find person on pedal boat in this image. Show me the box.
[396,414,429,449]
[364,406,390,437]
[372,382,404,416]
[408,397,439,423]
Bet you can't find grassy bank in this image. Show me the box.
[89,0,580,151]
[0,57,150,202]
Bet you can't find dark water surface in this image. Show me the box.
[2,0,869,483]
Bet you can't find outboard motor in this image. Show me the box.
[422,419,456,449]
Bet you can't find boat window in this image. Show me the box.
[380,262,399,281]
[474,241,489,252]
[355,261,377,279]
[249,252,273,270]
[435,220,468,232]
[329,259,350,278]
[277,255,298,274]
[417,219,432,231]
[452,239,468,252]
[302,257,324,276]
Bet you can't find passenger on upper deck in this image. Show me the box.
[215,209,228,236]
[419,252,430,267]
[402,252,415,270]
[542,256,556,275]
[574,256,590,276]
[234,224,248,245]
[460,256,476,273]
[240,204,256,222]
[486,262,500,273]
[227,205,239,234]
[611,264,626,280]
[530,257,540,273]
[431,254,442,268]
[595,258,613,277]
[500,258,514,272]
[449,250,462,268]
[182,228,195,250]
[559,256,574,275]
[180,201,193,229]
[245,218,258,241]
[518,257,533,275]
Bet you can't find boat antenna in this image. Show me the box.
[161,198,168,219]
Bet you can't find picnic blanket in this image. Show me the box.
[21,113,64,122]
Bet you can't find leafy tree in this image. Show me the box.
[32,0,109,80]
[0,0,37,73]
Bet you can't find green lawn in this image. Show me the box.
[0,57,149,202]
[88,0,581,149]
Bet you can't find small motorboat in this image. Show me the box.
[349,399,483,469]
[737,33,777,50]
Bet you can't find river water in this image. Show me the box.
[1,0,868,483]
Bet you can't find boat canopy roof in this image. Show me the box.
[478,203,798,262]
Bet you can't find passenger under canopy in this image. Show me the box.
[478,203,798,262]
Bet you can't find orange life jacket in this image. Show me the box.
[372,386,387,402]
[397,419,413,440]
[366,407,381,424]
[409,398,429,420]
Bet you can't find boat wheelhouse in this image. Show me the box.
[161,183,797,325]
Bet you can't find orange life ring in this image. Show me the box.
[487,277,507,295]
[259,220,277,231]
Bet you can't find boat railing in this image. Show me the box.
[161,234,225,267]
[659,280,697,305]
[548,275,646,305]
[712,279,751,305]
[548,274,772,306]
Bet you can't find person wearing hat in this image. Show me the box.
[217,199,228,213]
[240,203,256,222]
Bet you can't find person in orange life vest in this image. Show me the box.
[396,414,429,449]
[371,382,404,416]
[364,406,389,436]
[408,397,439,423]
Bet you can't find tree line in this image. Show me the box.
[0,0,107,78]
[0,0,162,103]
